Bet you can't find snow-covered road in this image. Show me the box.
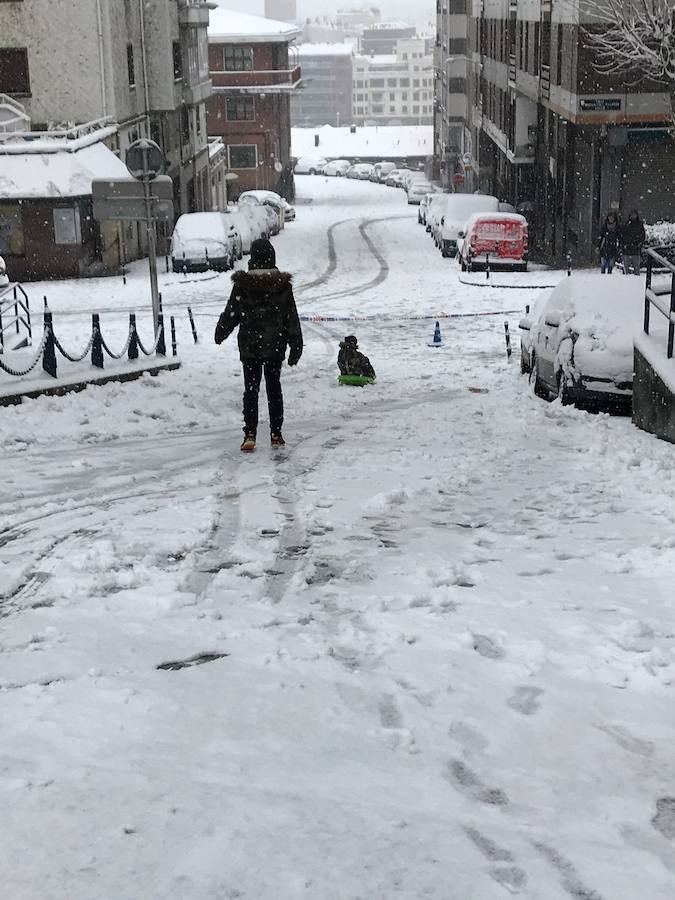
[2,177,675,899]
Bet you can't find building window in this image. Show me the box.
[0,47,30,95]
[370,78,384,87]
[387,78,397,87]
[173,41,182,80]
[53,208,82,246]
[400,78,410,87]
[226,96,255,121]
[0,203,25,255]
[127,43,135,87]
[228,144,257,168]
[224,46,253,72]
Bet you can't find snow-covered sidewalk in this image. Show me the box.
[1,177,674,899]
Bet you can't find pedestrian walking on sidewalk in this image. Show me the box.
[598,213,622,274]
[215,238,303,453]
[622,210,646,276]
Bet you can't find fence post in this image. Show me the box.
[42,311,57,378]
[644,254,652,335]
[128,313,139,360]
[156,314,166,357]
[567,253,572,277]
[504,321,512,359]
[0,303,4,353]
[165,254,170,274]
[91,313,104,369]
[170,315,177,357]
[158,292,163,314]
[486,253,491,280]
[187,306,199,344]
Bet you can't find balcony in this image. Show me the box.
[541,64,551,102]
[508,53,516,85]
[210,66,303,94]
[178,0,210,27]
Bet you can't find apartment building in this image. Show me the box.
[434,0,675,262]
[353,37,434,126]
[361,23,417,55]
[292,43,354,128]
[0,0,213,220]
[336,8,382,35]
[207,8,301,199]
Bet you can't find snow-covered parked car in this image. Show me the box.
[520,273,643,409]
[170,213,237,273]
[347,163,375,180]
[222,207,258,254]
[323,159,351,177]
[385,168,409,187]
[457,212,528,271]
[0,255,8,287]
[426,193,449,237]
[239,190,295,224]
[407,181,434,205]
[294,156,327,175]
[418,193,435,226]
[372,161,396,182]
[436,194,500,257]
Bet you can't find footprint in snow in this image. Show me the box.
[507,686,544,716]
[445,760,509,807]
[473,634,505,660]
[595,723,655,758]
[652,798,675,840]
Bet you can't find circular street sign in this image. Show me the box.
[125,138,166,181]
[462,152,473,166]
[274,160,283,173]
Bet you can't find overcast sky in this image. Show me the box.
[220,1,435,31]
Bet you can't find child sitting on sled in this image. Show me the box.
[337,335,376,379]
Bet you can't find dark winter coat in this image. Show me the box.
[215,270,303,363]
[622,217,646,256]
[338,340,375,378]
[598,221,622,257]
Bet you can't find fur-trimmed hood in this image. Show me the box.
[232,269,293,294]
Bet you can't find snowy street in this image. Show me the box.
[2,177,675,899]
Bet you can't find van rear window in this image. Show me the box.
[475,220,522,240]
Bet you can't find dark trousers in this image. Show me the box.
[242,359,283,435]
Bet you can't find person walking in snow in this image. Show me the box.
[621,210,646,276]
[597,213,622,274]
[215,238,303,453]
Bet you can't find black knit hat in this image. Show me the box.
[344,335,358,347]
[249,238,276,270]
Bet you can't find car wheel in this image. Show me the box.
[532,359,550,400]
[520,351,531,375]
[557,370,573,406]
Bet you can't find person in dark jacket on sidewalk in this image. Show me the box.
[622,210,646,275]
[598,213,622,274]
[215,238,303,453]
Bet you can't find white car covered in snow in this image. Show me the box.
[238,190,295,223]
[520,273,643,409]
[347,163,375,180]
[0,255,8,287]
[407,181,434,205]
[437,194,500,257]
[323,159,352,177]
[170,213,238,273]
[294,156,327,175]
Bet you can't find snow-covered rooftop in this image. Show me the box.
[292,125,433,161]
[297,42,355,57]
[208,7,300,44]
[0,138,129,199]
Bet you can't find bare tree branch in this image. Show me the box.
[582,0,675,85]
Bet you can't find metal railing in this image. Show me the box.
[0,302,176,381]
[644,247,675,359]
[0,283,32,353]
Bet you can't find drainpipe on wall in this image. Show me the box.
[137,0,151,130]
[95,0,108,118]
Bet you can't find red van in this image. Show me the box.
[458,212,529,272]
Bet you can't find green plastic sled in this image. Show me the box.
[338,374,376,387]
